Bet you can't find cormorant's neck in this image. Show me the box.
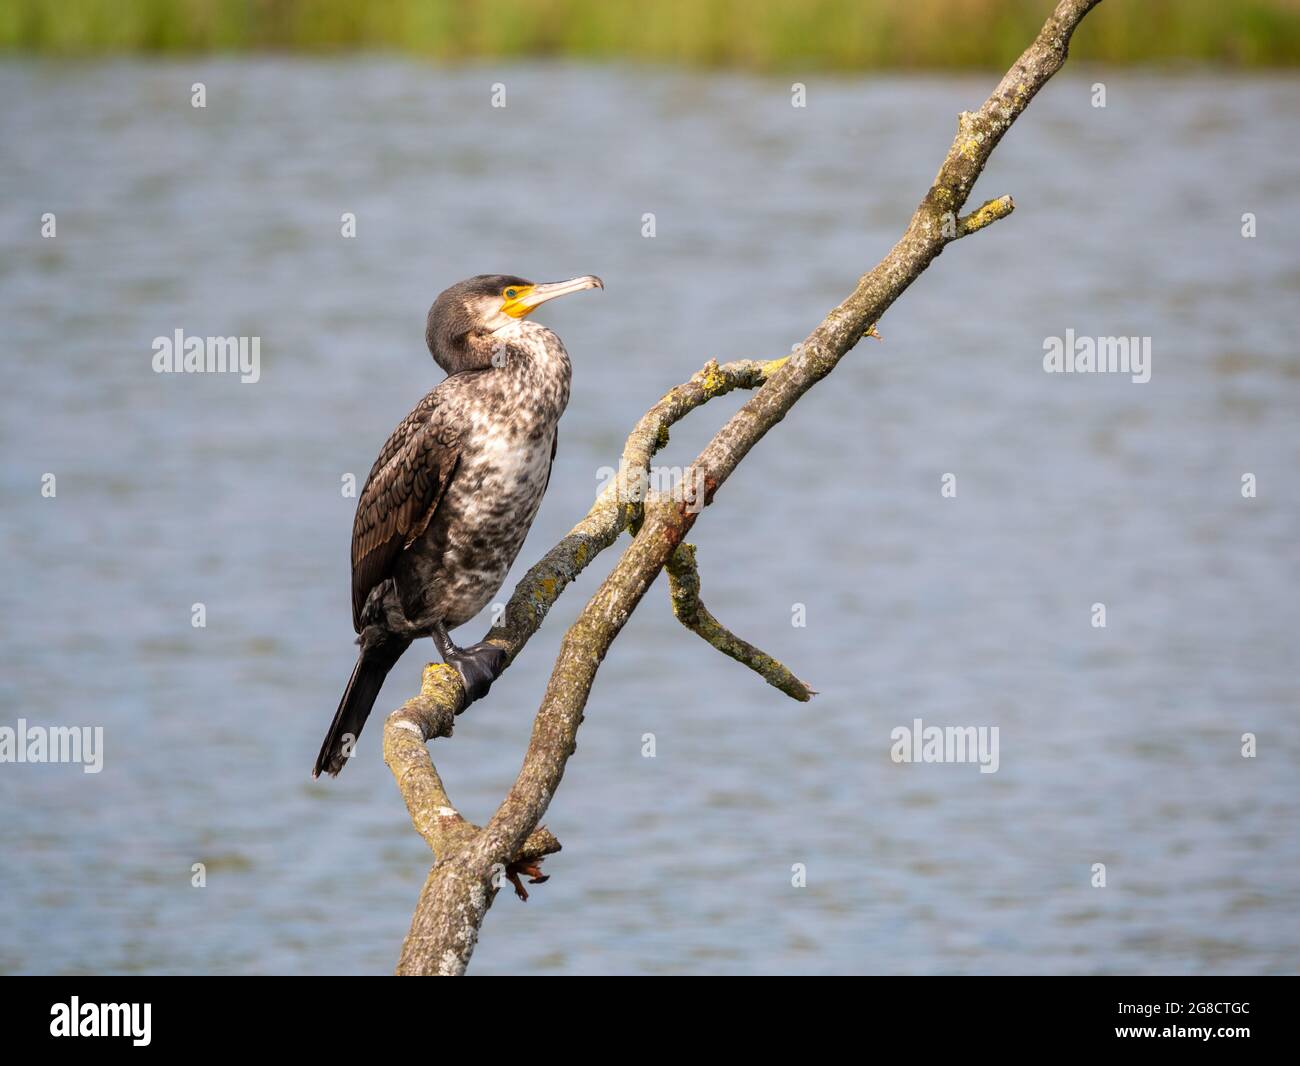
[440,321,571,399]
[492,320,569,373]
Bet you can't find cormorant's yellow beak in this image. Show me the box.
[502,275,603,318]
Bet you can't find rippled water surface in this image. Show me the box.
[1,60,1297,975]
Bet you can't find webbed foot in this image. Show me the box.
[444,641,508,704]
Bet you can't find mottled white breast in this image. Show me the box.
[436,426,555,624]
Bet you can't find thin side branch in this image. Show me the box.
[957,194,1015,237]
[666,542,815,701]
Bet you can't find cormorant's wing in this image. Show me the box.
[350,391,461,632]
[543,428,558,495]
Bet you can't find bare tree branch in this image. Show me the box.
[386,0,1104,975]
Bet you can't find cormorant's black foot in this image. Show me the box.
[444,642,508,704]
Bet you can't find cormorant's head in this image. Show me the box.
[426,273,603,373]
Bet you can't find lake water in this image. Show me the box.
[1,59,1297,975]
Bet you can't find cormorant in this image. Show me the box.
[314,273,602,777]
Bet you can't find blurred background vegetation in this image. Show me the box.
[2,0,1299,67]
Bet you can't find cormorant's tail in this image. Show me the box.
[314,636,410,778]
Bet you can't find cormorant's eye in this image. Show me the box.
[504,288,518,299]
